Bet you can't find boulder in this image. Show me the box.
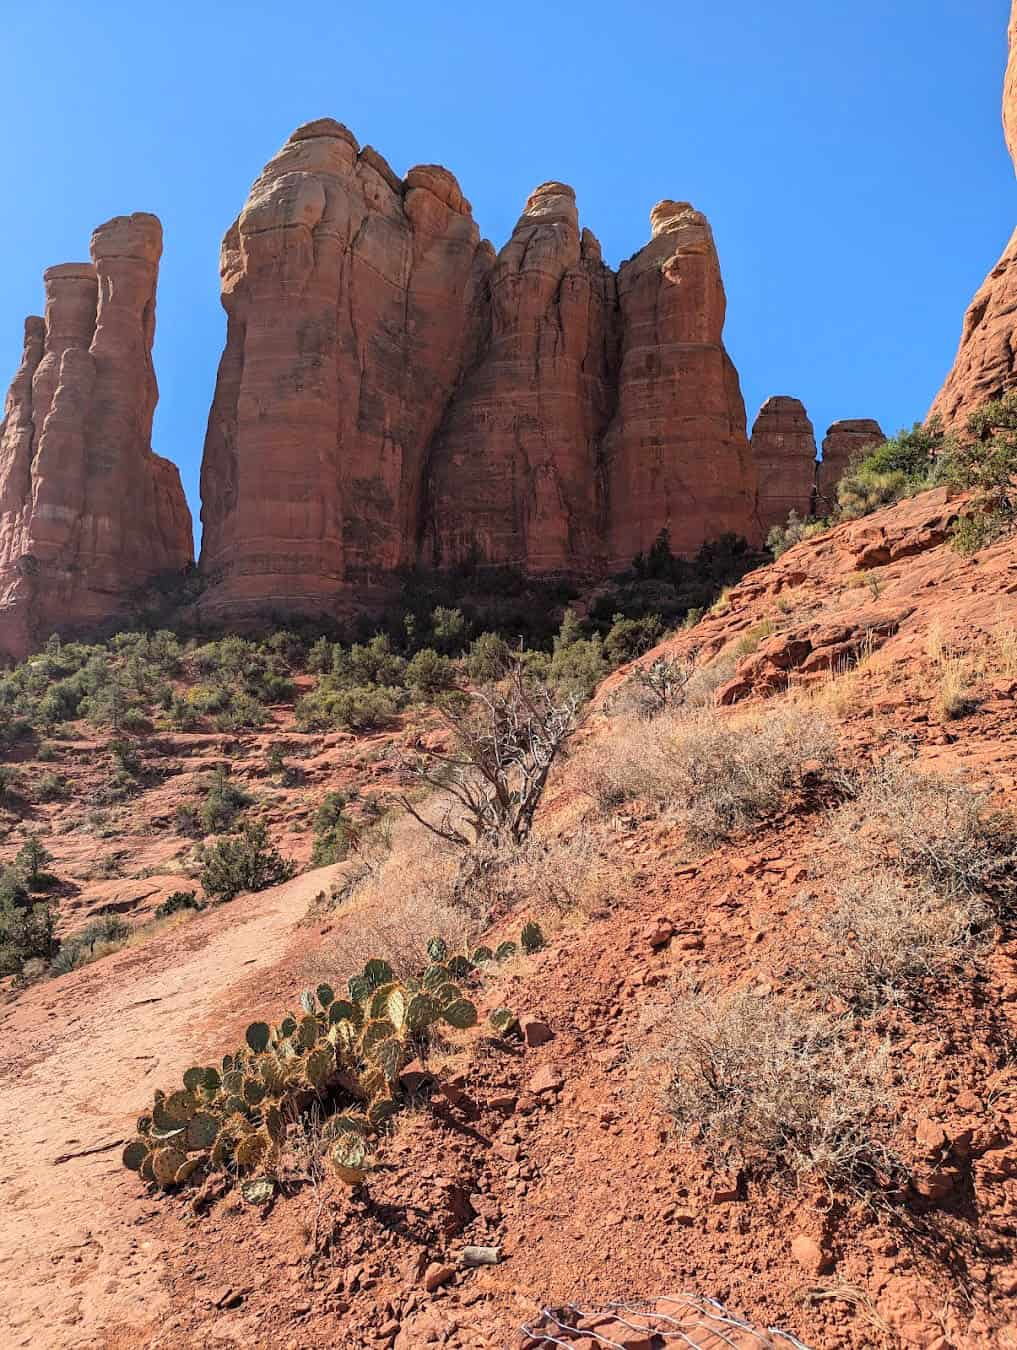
[0,215,192,660]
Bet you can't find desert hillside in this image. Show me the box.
[2,482,1017,1349]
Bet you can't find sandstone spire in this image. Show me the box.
[198,119,491,619]
[0,214,192,660]
[424,181,618,575]
[750,396,818,529]
[816,419,885,508]
[603,201,758,567]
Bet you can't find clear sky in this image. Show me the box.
[2,1,1013,547]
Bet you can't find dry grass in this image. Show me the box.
[830,757,1017,906]
[660,985,902,1191]
[815,872,989,1013]
[935,657,980,720]
[305,818,475,983]
[992,619,1017,677]
[572,704,837,845]
[732,619,775,658]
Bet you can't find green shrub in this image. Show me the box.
[836,422,947,521]
[50,915,131,976]
[429,605,468,654]
[35,772,67,802]
[0,880,56,975]
[942,393,1017,552]
[465,633,513,682]
[405,648,456,698]
[767,510,829,558]
[199,768,254,833]
[603,613,663,667]
[311,792,360,865]
[155,890,203,919]
[549,636,607,699]
[16,836,54,890]
[296,683,401,732]
[332,634,406,689]
[198,824,295,903]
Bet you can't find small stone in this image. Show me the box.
[422,1263,455,1294]
[527,1065,563,1096]
[519,1016,554,1048]
[790,1234,832,1275]
[915,1117,948,1155]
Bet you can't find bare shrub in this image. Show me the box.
[614,655,697,719]
[661,986,902,1191]
[816,873,989,1013]
[573,705,836,844]
[830,757,1017,907]
[398,666,580,847]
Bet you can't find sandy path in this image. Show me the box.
[0,865,343,1349]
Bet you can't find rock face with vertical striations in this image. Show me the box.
[816,419,886,507]
[198,119,493,617]
[603,201,758,568]
[930,0,1017,430]
[750,396,817,530]
[0,215,192,660]
[196,128,761,621]
[424,182,618,575]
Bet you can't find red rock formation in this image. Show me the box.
[199,120,492,618]
[425,182,618,575]
[816,419,885,507]
[198,128,760,618]
[603,201,758,568]
[0,214,192,660]
[930,1,1017,430]
[750,395,817,530]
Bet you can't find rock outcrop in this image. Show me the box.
[816,419,885,507]
[603,201,757,568]
[0,215,192,659]
[199,121,491,616]
[930,0,1017,429]
[198,125,759,618]
[750,395,817,530]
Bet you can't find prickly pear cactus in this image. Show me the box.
[122,949,479,1199]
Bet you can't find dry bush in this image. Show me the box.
[454,831,625,927]
[830,757,1017,907]
[572,705,836,845]
[661,986,902,1191]
[993,620,1017,677]
[816,872,989,1013]
[305,817,476,983]
[935,658,980,720]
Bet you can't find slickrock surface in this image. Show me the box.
[930,0,1017,429]
[0,215,192,659]
[749,395,817,529]
[197,128,759,619]
[816,417,885,507]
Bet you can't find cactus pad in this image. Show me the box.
[186,1113,220,1150]
[521,921,545,954]
[245,1022,271,1054]
[122,1139,149,1172]
[152,1146,187,1186]
[241,1178,276,1205]
[494,941,517,961]
[426,936,448,962]
[488,1007,519,1034]
[441,998,478,1030]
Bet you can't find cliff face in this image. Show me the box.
[0,215,192,660]
[930,0,1017,429]
[198,121,492,616]
[197,126,760,618]
[750,395,817,529]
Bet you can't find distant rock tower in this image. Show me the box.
[0,214,193,661]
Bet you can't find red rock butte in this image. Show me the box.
[0,213,192,660]
[0,120,888,650]
[196,122,763,621]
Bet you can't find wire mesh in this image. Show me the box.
[520,1293,814,1349]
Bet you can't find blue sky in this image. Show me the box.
[2,1,1013,545]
